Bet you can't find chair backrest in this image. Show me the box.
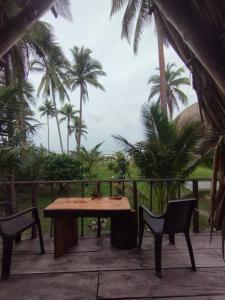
[163,198,196,234]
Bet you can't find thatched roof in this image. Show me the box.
[154,1,225,134]
[176,102,209,130]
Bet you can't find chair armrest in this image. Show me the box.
[0,207,38,222]
[0,201,12,210]
[139,204,165,219]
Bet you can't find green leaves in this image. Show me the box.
[148,62,190,119]
[114,102,209,180]
[78,143,104,179]
[42,153,83,181]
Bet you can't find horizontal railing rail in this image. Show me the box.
[0,177,212,237]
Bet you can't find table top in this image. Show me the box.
[44,196,132,217]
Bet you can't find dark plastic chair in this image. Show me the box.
[0,201,45,281]
[137,198,196,278]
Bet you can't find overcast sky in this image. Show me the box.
[30,0,197,154]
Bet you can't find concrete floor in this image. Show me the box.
[0,231,225,300]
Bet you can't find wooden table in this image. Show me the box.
[44,197,136,258]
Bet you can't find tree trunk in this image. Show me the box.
[52,90,64,153]
[77,89,83,153]
[47,114,50,152]
[154,11,167,115]
[154,0,225,99]
[0,0,56,58]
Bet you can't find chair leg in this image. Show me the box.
[1,236,13,281]
[154,235,162,278]
[137,221,144,250]
[15,233,21,244]
[37,220,45,254]
[184,232,196,271]
[168,234,175,245]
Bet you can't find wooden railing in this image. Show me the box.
[0,178,211,236]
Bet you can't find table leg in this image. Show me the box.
[54,216,78,258]
[111,211,137,250]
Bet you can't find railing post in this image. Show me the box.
[31,183,38,238]
[96,182,101,237]
[109,181,112,196]
[81,182,84,237]
[50,183,54,237]
[133,181,138,211]
[192,180,199,233]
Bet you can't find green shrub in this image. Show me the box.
[42,153,83,180]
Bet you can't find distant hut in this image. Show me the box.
[176,102,209,130]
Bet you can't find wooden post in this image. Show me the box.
[192,180,199,232]
[109,181,113,196]
[150,181,153,211]
[0,0,57,58]
[31,184,38,238]
[50,183,54,238]
[154,0,225,98]
[133,181,138,211]
[96,182,101,237]
[81,182,84,237]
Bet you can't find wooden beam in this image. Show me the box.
[0,0,57,58]
[154,0,225,98]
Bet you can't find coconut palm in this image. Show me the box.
[0,82,39,146]
[111,0,167,113]
[30,45,70,153]
[69,116,88,151]
[148,63,190,119]
[78,142,103,179]
[68,46,106,152]
[114,102,211,212]
[59,103,78,153]
[39,100,55,152]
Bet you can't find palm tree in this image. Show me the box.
[69,116,88,151]
[0,82,39,147]
[59,103,78,153]
[68,46,106,152]
[111,0,167,113]
[30,45,70,153]
[114,102,211,212]
[148,63,190,119]
[39,99,55,152]
[78,142,103,179]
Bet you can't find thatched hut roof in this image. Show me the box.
[176,102,209,130]
[154,1,225,134]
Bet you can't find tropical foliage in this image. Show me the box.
[69,116,88,147]
[148,63,190,119]
[59,103,78,153]
[67,46,106,152]
[41,153,83,181]
[108,151,129,179]
[114,102,212,211]
[78,143,103,179]
[111,0,168,112]
[30,45,70,153]
[39,100,55,152]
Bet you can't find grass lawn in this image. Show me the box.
[190,166,212,179]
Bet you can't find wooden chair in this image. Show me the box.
[137,198,196,278]
[0,201,45,280]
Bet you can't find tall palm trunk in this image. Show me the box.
[47,114,50,152]
[154,12,167,115]
[51,88,64,153]
[77,89,83,153]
